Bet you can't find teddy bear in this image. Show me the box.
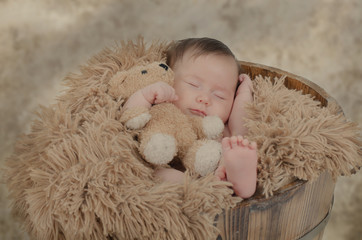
[108,61,225,176]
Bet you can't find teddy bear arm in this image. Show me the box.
[120,106,151,130]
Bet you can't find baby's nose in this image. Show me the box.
[196,95,210,105]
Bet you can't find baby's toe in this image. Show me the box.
[230,136,238,148]
[241,138,249,147]
[249,141,257,150]
[222,137,231,150]
[236,136,244,144]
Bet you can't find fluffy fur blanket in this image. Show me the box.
[245,76,362,197]
[5,39,362,239]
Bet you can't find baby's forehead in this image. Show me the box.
[175,52,239,89]
[179,50,239,72]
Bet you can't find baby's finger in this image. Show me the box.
[239,74,244,83]
[162,89,174,102]
[239,74,248,82]
[154,91,166,104]
[155,88,176,103]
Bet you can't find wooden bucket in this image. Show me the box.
[215,61,337,240]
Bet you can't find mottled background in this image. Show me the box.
[1,0,361,239]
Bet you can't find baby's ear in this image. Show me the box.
[108,71,128,98]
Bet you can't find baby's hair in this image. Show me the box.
[166,37,242,74]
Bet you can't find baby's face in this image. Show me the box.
[173,51,239,123]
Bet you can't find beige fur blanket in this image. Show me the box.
[245,76,362,197]
[4,40,362,239]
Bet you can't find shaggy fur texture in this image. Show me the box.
[245,76,362,197]
[4,39,362,239]
[5,40,239,240]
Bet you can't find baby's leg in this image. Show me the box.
[154,168,185,184]
[214,164,227,181]
[221,136,257,198]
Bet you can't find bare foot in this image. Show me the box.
[221,136,258,198]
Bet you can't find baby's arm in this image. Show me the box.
[226,74,253,137]
[121,82,178,129]
[123,81,178,110]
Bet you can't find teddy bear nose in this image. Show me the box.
[159,63,169,71]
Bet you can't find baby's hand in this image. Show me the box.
[141,82,178,105]
[236,74,253,97]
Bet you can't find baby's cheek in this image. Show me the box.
[173,100,182,110]
[173,100,188,115]
[223,102,234,123]
[216,108,229,123]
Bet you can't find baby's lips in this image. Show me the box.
[189,109,206,117]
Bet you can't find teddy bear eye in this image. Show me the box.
[159,63,168,71]
[141,70,148,74]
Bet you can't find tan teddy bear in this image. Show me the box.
[108,61,224,176]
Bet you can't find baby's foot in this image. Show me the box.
[222,136,258,198]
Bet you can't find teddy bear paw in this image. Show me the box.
[202,116,224,139]
[143,133,177,165]
[194,140,222,176]
[125,113,151,130]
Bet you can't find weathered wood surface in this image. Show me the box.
[215,62,337,240]
[215,172,335,240]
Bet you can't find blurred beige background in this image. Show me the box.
[1,0,361,239]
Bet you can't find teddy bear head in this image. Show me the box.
[108,62,174,100]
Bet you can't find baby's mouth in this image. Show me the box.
[189,109,206,117]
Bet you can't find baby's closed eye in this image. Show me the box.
[186,81,200,88]
[213,91,226,100]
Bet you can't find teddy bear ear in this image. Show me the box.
[110,71,127,85]
[108,71,127,97]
